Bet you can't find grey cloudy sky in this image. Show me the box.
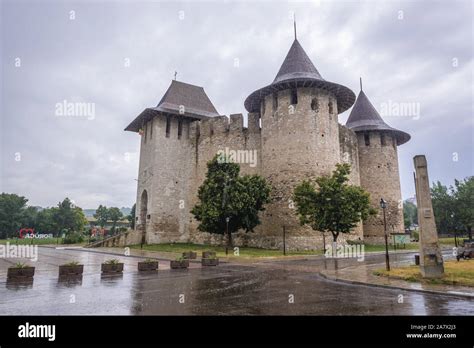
[1,0,472,209]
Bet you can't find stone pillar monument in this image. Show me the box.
[413,155,444,278]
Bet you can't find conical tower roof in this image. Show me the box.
[273,39,323,83]
[244,39,355,113]
[346,89,410,145]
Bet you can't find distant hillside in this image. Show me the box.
[83,207,131,217]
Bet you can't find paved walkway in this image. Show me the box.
[319,257,474,299]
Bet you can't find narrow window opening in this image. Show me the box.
[144,123,147,143]
[178,119,183,139]
[364,133,370,146]
[380,133,386,146]
[311,98,319,112]
[290,88,298,105]
[272,93,278,111]
[328,101,333,114]
[261,100,266,116]
[165,116,170,138]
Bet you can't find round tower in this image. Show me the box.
[346,83,411,244]
[244,38,355,249]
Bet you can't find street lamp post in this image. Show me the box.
[225,217,230,255]
[380,198,390,271]
[451,213,458,247]
[322,232,326,255]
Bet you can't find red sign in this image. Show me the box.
[19,228,35,239]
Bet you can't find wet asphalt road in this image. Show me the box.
[0,247,473,315]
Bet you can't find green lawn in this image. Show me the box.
[130,243,323,258]
[0,238,63,245]
[438,237,466,245]
[373,260,474,287]
[130,242,422,258]
[363,243,419,253]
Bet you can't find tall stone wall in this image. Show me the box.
[134,117,155,241]
[258,86,345,249]
[186,113,262,245]
[136,115,196,244]
[134,92,391,250]
[339,124,364,240]
[339,124,360,186]
[357,131,404,243]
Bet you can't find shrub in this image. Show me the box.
[63,261,80,266]
[63,231,85,244]
[347,239,364,245]
[105,259,120,265]
[14,262,28,269]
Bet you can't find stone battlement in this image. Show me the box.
[189,113,261,141]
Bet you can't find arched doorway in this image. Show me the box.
[140,190,148,246]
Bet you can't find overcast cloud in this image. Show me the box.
[1,0,472,209]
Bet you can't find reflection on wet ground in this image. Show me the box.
[0,247,473,315]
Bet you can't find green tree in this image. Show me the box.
[127,204,136,229]
[35,208,58,234]
[191,155,271,250]
[0,193,28,238]
[53,198,87,235]
[431,181,456,235]
[453,177,474,240]
[94,205,109,228]
[293,163,375,243]
[21,206,39,229]
[107,207,123,233]
[403,200,418,229]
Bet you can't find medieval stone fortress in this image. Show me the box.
[126,32,411,250]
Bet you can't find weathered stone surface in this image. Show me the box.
[131,86,405,250]
[357,131,405,243]
[414,155,444,278]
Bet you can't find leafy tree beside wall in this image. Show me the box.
[191,155,271,249]
[293,163,376,244]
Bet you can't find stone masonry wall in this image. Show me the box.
[357,131,405,243]
[134,89,402,250]
[186,113,263,245]
[339,124,364,240]
[136,115,195,244]
[255,86,358,250]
